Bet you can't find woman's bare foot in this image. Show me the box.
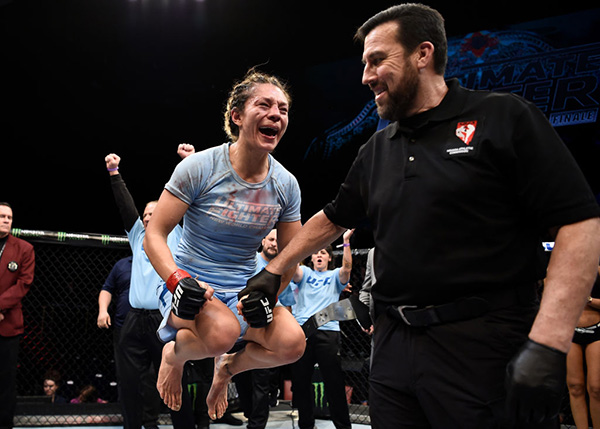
[157,341,184,411]
[207,354,233,420]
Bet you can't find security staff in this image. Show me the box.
[0,202,35,429]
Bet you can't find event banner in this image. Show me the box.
[302,8,600,207]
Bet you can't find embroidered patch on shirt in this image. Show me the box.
[456,121,477,145]
[445,120,479,157]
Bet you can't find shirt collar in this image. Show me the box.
[387,78,465,138]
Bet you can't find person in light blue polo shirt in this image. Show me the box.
[104,145,195,429]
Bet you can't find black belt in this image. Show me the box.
[387,284,537,327]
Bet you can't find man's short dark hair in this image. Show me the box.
[355,3,448,76]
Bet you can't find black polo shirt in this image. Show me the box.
[323,79,600,306]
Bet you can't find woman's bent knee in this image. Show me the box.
[205,324,241,355]
[278,328,306,363]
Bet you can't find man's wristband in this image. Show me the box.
[343,243,350,247]
[167,269,192,293]
[107,167,119,172]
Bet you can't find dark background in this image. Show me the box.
[1,0,596,243]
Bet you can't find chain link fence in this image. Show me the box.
[10,230,576,427]
[334,249,372,425]
[12,230,373,426]
[13,229,131,426]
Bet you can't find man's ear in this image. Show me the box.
[415,41,435,71]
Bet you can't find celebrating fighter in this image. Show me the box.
[143,69,305,420]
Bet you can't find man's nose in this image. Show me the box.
[362,65,375,87]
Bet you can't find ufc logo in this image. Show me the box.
[172,284,184,316]
[261,297,273,323]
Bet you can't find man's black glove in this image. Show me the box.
[238,269,280,328]
[171,277,208,320]
[505,339,566,424]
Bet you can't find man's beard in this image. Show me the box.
[377,61,420,120]
[263,248,278,260]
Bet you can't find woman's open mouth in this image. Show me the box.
[259,126,278,138]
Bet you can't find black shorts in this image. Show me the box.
[573,321,600,346]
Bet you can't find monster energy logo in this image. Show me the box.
[313,381,328,409]
[188,382,199,411]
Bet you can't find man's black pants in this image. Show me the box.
[114,325,161,428]
[119,308,194,429]
[369,299,559,428]
[234,367,275,429]
[291,330,351,429]
[0,335,19,429]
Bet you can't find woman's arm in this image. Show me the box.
[338,229,354,285]
[143,189,189,281]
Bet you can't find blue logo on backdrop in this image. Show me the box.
[304,100,380,161]
[304,13,600,164]
[446,30,600,127]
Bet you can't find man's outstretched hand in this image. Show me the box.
[237,269,281,328]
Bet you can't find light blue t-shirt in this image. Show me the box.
[165,142,301,292]
[293,266,347,332]
[255,253,269,272]
[126,219,182,309]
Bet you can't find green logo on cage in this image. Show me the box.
[57,232,67,241]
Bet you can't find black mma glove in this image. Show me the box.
[238,269,280,328]
[171,276,208,320]
[505,339,566,424]
[240,291,273,328]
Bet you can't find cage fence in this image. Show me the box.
[13,230,131,426]
[11,230,577,427]
[12,230,374,426]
